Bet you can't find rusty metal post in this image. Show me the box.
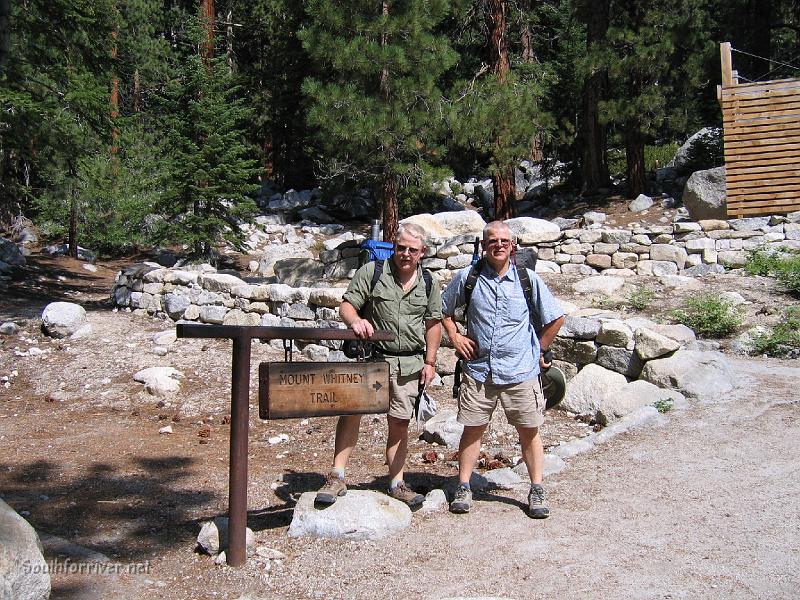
[227,333,251,566]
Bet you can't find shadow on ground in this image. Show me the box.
[0,455,219,599]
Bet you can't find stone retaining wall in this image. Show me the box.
[111,214,800,387]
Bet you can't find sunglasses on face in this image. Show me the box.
[395,244,423,256]
[484,238,513,248]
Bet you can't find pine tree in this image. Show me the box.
[0,0,116,251]
[154,13,259,257]
[596,0,709,197]
[299,0,457,241]
[445,0,551,219]
[226,0,317,190]
[575,0,611,194]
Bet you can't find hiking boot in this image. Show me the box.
[450,485,472,514]
[315,474,347,504]
[388,481,424,507]
[528,484,549,519]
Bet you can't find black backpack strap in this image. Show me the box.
[370,259,385,292]
[463,258,483,311]
[422,269,432,297]
[515,265,543,336]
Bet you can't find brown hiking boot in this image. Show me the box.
[315,474,347,504]
[388,481,424,507]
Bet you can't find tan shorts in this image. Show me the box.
[458,372,545,428]
[388,370,421,420]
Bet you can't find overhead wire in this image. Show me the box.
[730,47,800,81]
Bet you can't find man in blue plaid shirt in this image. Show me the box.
[442,220,565,518]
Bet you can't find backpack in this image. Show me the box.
[358,239,395,267]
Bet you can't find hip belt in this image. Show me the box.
[375,348,423,357]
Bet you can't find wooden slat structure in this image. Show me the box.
[718,42,800,217]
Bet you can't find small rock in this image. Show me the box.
[255,547,286,560]
[420,489,448,513]
[0,322,18,335]
[158,425,173,434]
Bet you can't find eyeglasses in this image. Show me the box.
[395,244,423,256]
[485,238,512,248]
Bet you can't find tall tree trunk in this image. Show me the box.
[0,0,10,76]
[521,19,543,162]
[133,68,141,113]
[748,0,772,79]
[579,0,610,194]
[68,162,79,258]
[201,0,215,60]
[226,9,234,71]
[111,28,120,158]
[381,172,399,243]
[379,1,399,241]
[624,119,645,197]
[486,0,516,220]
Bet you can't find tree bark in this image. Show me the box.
[68,162,79,258]
[378,1,399,241]
[381,173,399,243]
[0,0,10,76]
[111,28,119,158]
[133,68,141,113]
[747,0,772,79]
[201,0,215,60]
[486,0,515,220]
[624,119,645,198]
[579,0,610,194]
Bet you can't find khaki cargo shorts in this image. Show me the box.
[388,371,421,420]
[458,372,545,428]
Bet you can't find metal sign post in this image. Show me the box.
[175,324,394,567]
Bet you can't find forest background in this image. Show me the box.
[1,0,798,258]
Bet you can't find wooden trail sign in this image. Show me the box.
[174,324,394,568]
[259,361,389,419]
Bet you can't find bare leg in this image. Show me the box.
[332,414,362,470]
[386,415,410,481]
[516,425,543,484]
[458,424,488,485]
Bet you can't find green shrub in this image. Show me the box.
[751,306,800,357]
[775,255,800,295]
[744,249,781,276]
[627,286,656,310]
[671,294,742,338]
[607,143,679,176]
[745,248,800,295]
[653,398,673,413]
[645,143,679,171]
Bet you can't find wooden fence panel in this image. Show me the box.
[720,75,800,217]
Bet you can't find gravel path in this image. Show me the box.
[100,355,798,600]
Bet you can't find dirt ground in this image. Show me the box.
[0,221,798,599]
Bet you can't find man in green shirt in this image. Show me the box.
[316,223,442,506]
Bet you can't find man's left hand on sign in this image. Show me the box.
[351,317,375,339]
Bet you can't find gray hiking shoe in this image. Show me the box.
[388,481,424,507]
[528,483,550,519]
[450,485,473,514]
[315,474,347,504]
